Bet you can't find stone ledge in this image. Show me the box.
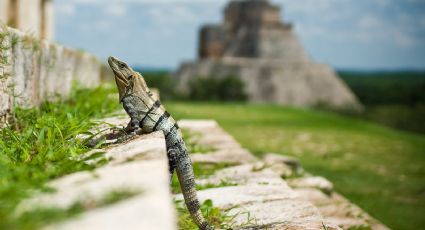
[17,117,176,230]
[179,119,257,164]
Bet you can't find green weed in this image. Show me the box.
[181,129,216,154]
[171,163,235,194]
[175,199,244,230]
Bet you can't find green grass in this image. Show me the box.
[0,83,120,229]
[173,164,240,230]
[181,129,216,154]
[166,102,425,230]
[171,163,236,194]
[175,199,252,230]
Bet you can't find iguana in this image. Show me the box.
[108,56,213,230]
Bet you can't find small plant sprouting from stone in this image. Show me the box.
[181,129,216,154]
[100,189,142,206]
[22,33,42,52]
[281,170,305,180]
[171,163,236,194]
[0,26,12,80]
[196,179,238,191]
[175,199,254,230]
[347,225,373,230]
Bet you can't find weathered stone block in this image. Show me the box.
[288,176,334,195]
[179,119,257,164]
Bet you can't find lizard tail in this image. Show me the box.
[171,149,214,230]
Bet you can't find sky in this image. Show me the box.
[55,0,425,70]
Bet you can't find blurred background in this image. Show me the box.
[54,0,425,134]
[1,0,424,229]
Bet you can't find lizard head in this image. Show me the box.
[108,56,150,102]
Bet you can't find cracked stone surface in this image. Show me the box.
[179,119,257,164]
[186,163,339,229]
[288,176,334,195]
[197,163,286,186]
[262,153,303,173]
[178,120,389,230]
[174,147,338,229]
[294,188,390,230]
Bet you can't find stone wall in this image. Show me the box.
[256,27,310,62]
[0,25,101,122]
[199,25,226,59]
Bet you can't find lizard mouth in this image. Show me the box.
[108,56,120,72]
[108,56,128,82]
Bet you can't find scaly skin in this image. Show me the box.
[108,57,213,230]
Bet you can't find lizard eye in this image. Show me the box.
[119,63,127,68]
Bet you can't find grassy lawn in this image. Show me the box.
[166,102,425,230]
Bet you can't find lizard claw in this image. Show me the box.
[116,132,137,144]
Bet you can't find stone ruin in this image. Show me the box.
[0,1,101,123]
[175,0,362,110]
[0,0,54,40]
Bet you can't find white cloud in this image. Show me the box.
[104,5,127,17]
[147,5,196,26]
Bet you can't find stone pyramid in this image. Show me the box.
[175,0,361,110]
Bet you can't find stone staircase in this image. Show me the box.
[18,116,389,230]
[178,120,389,230]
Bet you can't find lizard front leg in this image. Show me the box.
[116,101,143,143]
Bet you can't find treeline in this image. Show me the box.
[339,71,425,134]
[339,71,425,106]
[138,69,247,102]
[138,69,425,134]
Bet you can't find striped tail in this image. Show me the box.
[170,149,213,230]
